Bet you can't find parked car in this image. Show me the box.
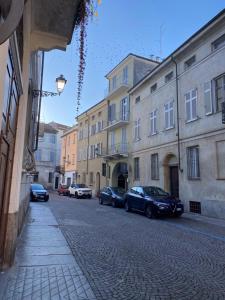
[69,184,92,198]
[99,187,125,207]
[124,186,184,218]
[30,183,49,202]
[57,184,69,196]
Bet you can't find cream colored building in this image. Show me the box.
[61,125,78,186]
[129,10,225,219]
[0,0,86,268]
[101,54,159,190]
[77,100,107,196]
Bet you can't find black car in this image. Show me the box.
[124,186,184,218]
[30,184,49,202]
[99,187,125,207]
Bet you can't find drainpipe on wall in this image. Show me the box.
[171,56,183,173]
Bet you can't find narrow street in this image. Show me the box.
[48,193,225,300]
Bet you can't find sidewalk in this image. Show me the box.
[0,203,96,300]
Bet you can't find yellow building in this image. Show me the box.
[61,125,78,186]
[102,54,159,190]
[77,99,107,196]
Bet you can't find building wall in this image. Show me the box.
[77,101,107,195]
[129,18,225,219]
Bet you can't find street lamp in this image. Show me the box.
[33,74,67,98]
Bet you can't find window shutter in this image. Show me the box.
[204,81,212,115]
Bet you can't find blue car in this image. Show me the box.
[124,186,184,218]
[99,187,125,207]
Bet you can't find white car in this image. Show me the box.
[69,184,92,198]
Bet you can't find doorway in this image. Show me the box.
[169,166,179,197]
[55,177,59,189]
[118,174,127,190]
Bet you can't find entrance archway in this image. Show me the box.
[95,172,100,197]
[163,154,179,197]
[112,162,128,190]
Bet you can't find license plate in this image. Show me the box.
[176,208,182,211]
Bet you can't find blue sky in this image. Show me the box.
[41,0,225,126]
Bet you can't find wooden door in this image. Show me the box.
[169,166,179,197]
[0,52,20,266]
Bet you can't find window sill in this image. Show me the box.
[148,132,158,137]
[185,117,200,124]
[134,138,141,142]
[164,126,175,131]
[187,177,201,181]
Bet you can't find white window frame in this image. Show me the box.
[134,118,140,141]
[185,89,198,122]
[150,110,157,135]
[164,100,174,129]
[187,146,200,179]
[204,81,213,115]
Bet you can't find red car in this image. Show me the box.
[58,184,69,196]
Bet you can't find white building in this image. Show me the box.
[35,122,70,189]
[129,9,225,219]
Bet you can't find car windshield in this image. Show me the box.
[111,187,125,195]
[143,186,169,196]
[76,184,87,188]
[31,184,44,190]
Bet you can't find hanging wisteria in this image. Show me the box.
[74,0,101,121]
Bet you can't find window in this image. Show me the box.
[89,172,93,185]
[91,124,96,136]
[134,157,140,180]
[98,111,102,117]
[102,163,106,176]
[212,33,225,51]
[108,104,116,122]
[121,97,129,121]
[35,149,41,161]
[50,151,55,163]
[89,145,95,159]
[97,121,102,132]
[49,134,56,144]
[215,74,225,112]
[48,172,53,183]
[96,143,102,156]
[112,76,117,90]
[151,153,159,180]
[185,89,197,122]
[151,83,157,93]
[150,110,157,135]
[123,66,128,84]
[204,81,213,115]
[134,118,140,141]
[78,129,83,140]
[135,96,140,104]
[216,140,225,179]
[184,55,196,70]
[187,146,200,179]
[165,71,173,83]
[165,101,174,129]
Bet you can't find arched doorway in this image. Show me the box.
[96,172,100,196]
[163,154,179,197]
[112,162,128,190]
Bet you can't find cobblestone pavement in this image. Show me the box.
[50,194,225,300]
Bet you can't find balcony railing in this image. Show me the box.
[102,142,129,159]
[104,111,130,130]
[106,75,132,99]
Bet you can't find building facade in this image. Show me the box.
[60,125,78,186]
[77,100,107,196]
[34,122,69,189]
[102,54,159,190]
[129,10,225,219]
[0,0,85,268]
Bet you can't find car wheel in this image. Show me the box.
[75,192,79,199]
[99,197,103,205]
[145,205,154,219]
[112,199,117,208]
[125,201,131,212]
[69,193,72,198]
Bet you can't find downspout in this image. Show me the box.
[34,51,44,151]
[171,56,183,173]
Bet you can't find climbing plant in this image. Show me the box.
[74,0,101,120]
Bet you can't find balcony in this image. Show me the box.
[102,143,129,160]
[105,76,132,100]
[104,112,130,131]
